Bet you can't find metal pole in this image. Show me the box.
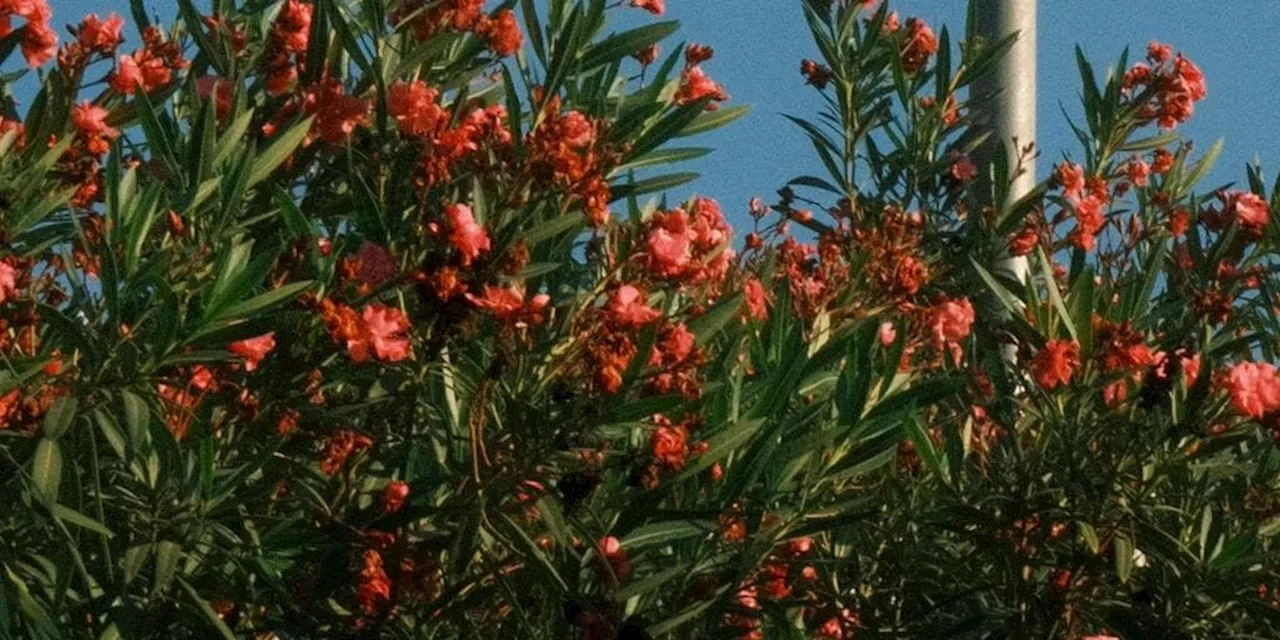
[972,0,1036,286]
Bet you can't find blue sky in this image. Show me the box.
[40,0,1280,229]
[665,0,1280,225]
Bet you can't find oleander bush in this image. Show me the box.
[0,0,1278,638]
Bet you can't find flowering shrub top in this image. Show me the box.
[0,1,1277,639]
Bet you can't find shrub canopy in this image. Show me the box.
[0,1,1278,638]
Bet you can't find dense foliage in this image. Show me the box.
[0,0,1278,638]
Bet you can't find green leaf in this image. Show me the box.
[521,0,547,64]
[537,497,573,551]
[970,257,1027,319]
[52,505,114,539]
[178,577,237,640]
[540,5,584,109]
[647,598,719,636]
[497,514,568,593]
[787,175,842,194]
[1078,521,1100,555]
[213,110,254,168]
[612,563,690,603]
[629,105,704,160]
[905,416,950,485]
[668,418,764,483]
[612,147,711,174]
[247,117,313,189]
[579,21,677,70]
[30,439,62,505]
[153,541,182,595]
[836,321,876,426]
[122,544,151,586]
[1067,266,1096,355]
[1036,246,1077,341]
[1075,45,1102,131]
[38,303,102,371]
[323,0,374,79]
[1180,137,1223,194]
[521,211,584,246]
[207,280,314,325]
[621,520,714,551]
[178,0,228,75]
[134,89,183,188]
[1117,131,1180,153]
[609,172,699,202]
[121,390,151,454]
[686,292,743,347]
[40,396,77,440]
[1114,534,1134,583]
[4,566,58,637]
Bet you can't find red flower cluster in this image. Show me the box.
[526,98,613,225]
[1055,162,1111,251]
[421,104,511,187]
[641,413,706,489]
[319,429,373,476]
[853,206,931,300]
[743,277,769,321]
[1153,348,1200,390]
[70,102,119,156]
[392,0,519,56]
[0,0,56,68]
[920,94,960,127]
[229,333,276,372]
[927,296,975,364]
[644,413,689,487]
[899,17,938,74]
[476,9,523,57]
[387,80,448,137]
[630,0,664,16]
[676,45,729,111]
[1092,317,1159,407]
[157,370,212,441]
[466,285,551,326]
[1225,362,1280,420]
[775,235,846,319]
[0,261,18,305]
[800,59,833,90]
[262,0,312,96]
[642,198,735,287]
[345,241,397,290]
[111,26,190,95]
[446,203,491,266]
[381,480,410,514]
[726,537,821,639]
[1203,191,1270,238]
[320,300,412,363]
[356,549,391,615]
[594,536,632,584]
[576,285,663,393]
[1030,339,1080,391]
[1123,41,1206,130]
[302,79,370,145]
[648,321,704,396]
[195,76,235,121]
[59,13,123,70]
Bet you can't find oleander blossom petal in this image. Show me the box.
[447,203,491,266]
[1225,361,1280,419]
[629,0,664,16]
[228,333,276,372]
[1031,339,1080,390]
[361,304,412,362]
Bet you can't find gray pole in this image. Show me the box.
[972,0,1036,286]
